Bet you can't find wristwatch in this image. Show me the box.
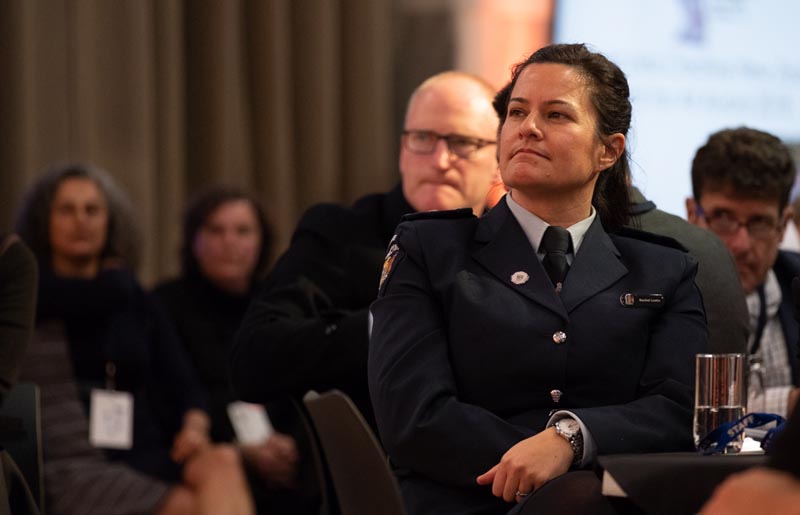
[554,418,584,466]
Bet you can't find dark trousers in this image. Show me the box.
[508,471,639,515]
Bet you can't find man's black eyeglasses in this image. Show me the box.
[402,130,496,159]
[696,204,781,240]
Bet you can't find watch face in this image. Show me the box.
[558,418,580,436]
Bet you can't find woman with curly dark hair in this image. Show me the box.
[16,163,253,514]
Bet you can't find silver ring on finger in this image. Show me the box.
[515,490,530,498]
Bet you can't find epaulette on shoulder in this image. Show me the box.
[614,226,689,252]
[401,208,475,222]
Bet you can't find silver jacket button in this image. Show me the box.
[550,389,563,402]
[552,331,567,344]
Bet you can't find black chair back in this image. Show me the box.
[303,390,406,515]
[0,383,43,514]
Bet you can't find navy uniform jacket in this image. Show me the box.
[368,197,708,515]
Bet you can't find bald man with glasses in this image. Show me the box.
[687,127,800,417]
[231,71,500,427]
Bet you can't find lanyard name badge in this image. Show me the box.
[89,360,134,450]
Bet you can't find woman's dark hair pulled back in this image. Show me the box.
[493,43,632,231]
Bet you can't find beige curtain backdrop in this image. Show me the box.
[0,0,396,285]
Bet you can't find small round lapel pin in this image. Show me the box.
[510,271,529,285]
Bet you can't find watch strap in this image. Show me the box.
[554,418,584,466]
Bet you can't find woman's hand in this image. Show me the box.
[476,426,572,503]
[171,409,212,463]
[241,432,299,488]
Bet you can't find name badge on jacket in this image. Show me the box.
[619,293,665,308]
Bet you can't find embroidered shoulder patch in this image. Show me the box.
[378,235,400,294]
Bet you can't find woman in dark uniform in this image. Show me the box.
[368,43,708,515]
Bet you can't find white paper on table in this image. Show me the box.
[740,436,765,454]
[601,469,628,497]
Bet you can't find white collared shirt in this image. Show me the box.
[505,191,596,264]
[746,269,793,416]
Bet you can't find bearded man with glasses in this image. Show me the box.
[687,126,800,417]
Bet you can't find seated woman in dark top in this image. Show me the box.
[368,43,708,515]
[15,163,254,514]
[155,188,307,513]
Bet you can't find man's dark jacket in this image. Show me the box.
[231,184,414,423]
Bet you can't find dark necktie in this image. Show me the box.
[541,226,571,292]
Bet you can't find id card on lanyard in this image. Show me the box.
[89,361,134,450]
